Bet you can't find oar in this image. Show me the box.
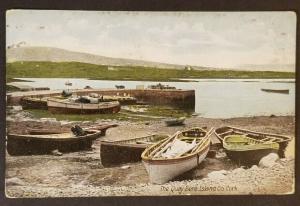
[148,131,180,158]
[190,127,214,154]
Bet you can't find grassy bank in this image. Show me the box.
[25,105,191,122]
[6,61,295,82]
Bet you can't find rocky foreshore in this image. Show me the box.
[5,110,295,197]
[6,158,294,197]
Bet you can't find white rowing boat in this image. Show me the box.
[141,127,213,184]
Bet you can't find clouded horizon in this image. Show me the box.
[6,10,296,71]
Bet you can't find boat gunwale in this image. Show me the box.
[101,141,150,149]
[214,126,292,143]
[141,127,212,163]
[47,98,120,108]
[100,134,169,146]
[101,134,168,143]
[7,130,102,142]
[222,135,280,152]
[142,143,210,165]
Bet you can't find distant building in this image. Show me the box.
[108,66,118,71]
[185,65,193,71]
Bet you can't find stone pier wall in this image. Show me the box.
[7,89,195,109]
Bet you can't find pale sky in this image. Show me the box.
[6,10,296,70]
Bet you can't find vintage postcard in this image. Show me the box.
[5,10,295,197]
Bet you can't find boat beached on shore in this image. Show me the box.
[165,117,186,126]
[7,128,103,155]
[100,134,169,167]
[141,127,213,184]
[214,126,292,164]
[223,134,280,165]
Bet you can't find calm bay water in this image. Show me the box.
[15,78,295,118]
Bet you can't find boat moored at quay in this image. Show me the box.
[47,98,121,114]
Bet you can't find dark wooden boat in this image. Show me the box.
[165,117,186,126]
[20,96,48,109]
[7,129,103,155]
[100,134,169,167]
[141,127,213,184]
[47,98,121,114]
[214,126,293,164]
[261,88,289,94]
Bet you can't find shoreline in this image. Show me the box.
[7,76,296,84]
[5,115,295,197]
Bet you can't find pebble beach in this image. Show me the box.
[5,110,295,197]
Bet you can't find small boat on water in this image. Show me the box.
[141,127,213,184]
[115,85,125,89]
[261,88,289,94]
[47,98,121,114]
[84,85,92,89]
[214,126,293,164]
[7,127,103,155]
[65,81,72,86]
[165,117,186,126]
[100,134,169,167]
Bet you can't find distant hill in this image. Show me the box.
[6,46,201,70]
[238,64,295,72]
[7,46,295,72]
